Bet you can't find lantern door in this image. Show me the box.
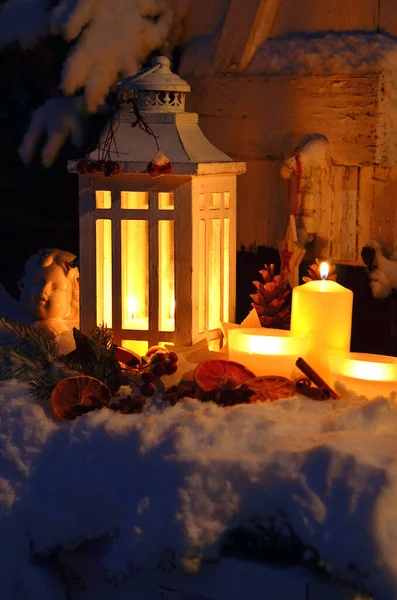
[79,175,190,355]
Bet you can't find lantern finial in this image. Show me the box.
[118,55,191,113]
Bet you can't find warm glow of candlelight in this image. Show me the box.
[228,328,308,378]
[329,352,397,398]
[170,296,175,320]
[331,353,397,382]
[319,262,329,279]
[128,296,137,320]
[290,273,353,381]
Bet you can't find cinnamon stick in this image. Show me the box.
[295,357,339,400]
[296,386,331,401]
[293,377,312,390]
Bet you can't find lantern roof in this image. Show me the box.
[69,56,246,176]
[121,56,190,93]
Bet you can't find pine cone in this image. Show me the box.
[302,259,337,283]
[250,264,292,330]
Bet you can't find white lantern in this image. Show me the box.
[70,57,246,355]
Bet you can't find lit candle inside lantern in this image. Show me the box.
[329,352,397,398]
[127,296,147,329]
[129,296,137,320]
[228,328,309,379]
[290,262,353,381]
[170,296,175,320]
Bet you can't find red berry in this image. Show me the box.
[152,363,166,377]
[111,161,120,174]
[153,352,166,363]
[77,159,88,174]
[96,160,106,172]
[166,386,178,393]
[87,162,98,173]
[159,162,172,174]
[177,383,196,398]
[147,161,160,175]
[165,361,177,375]
[168,352,178,364]
[141,371,154,383]
[140,382,155,397]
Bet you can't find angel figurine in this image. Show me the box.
[0,249,79,344]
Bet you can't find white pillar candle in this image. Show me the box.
[290,271,353,381]
[228,327,309,379]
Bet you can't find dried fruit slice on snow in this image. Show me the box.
[194,359,255,393]
[241,376,295,402]
[51,376,111,421]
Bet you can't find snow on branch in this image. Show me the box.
[0,0,174,112]
[19,96,85,167]
[0,0,176,164]
[59,0,174,112]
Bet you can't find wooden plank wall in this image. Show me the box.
[271,0,379,36]
[187,74,383,167]
[240,161,397,264]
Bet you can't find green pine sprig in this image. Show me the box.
[0,320,121,401]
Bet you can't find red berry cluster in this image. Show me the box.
[109,350,179,414]
[147,160,172,176]
[164,382,196,405]
[77,159,120,177]
[148,351,178,379]
[123,350,179,398]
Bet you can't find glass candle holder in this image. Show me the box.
[228,328,309,379]
[329,352,397,398]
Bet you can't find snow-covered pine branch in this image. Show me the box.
[0,0,176,165]
[19,96,85,167]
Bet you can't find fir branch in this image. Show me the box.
[29,371,67,403]
[0,318,59,366]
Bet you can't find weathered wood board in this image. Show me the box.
[238,161,397,265]
[214,0,282,73]
[379,0,397,36]
[270,0,379,37]
[237,159,287,249]
[186,74,394,167]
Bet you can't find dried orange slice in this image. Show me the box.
[51,376,111,421]
[194,359,255,393]
[241,376,295,403]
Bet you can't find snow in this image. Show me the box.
[0,0,175,165]
[181,32,397,79]
[1,378,397,598]
[0,0,174,112]
[19,96,85,167]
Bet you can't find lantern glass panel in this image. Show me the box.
[121,220,148,330]
[223,218,230,322]
[198,219,206,333]
[158,192,174,210]
[96,190,111,209]
[210,192,221,209]
[122,340,148,356]
[96,219,112,327]
[158,220,175,332]
[121,191,148,209]
[208,218,221,330]
[224,192,230,209]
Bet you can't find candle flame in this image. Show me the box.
[128,296,137,319]
[319,262,329,280]
[170,296,175,320]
